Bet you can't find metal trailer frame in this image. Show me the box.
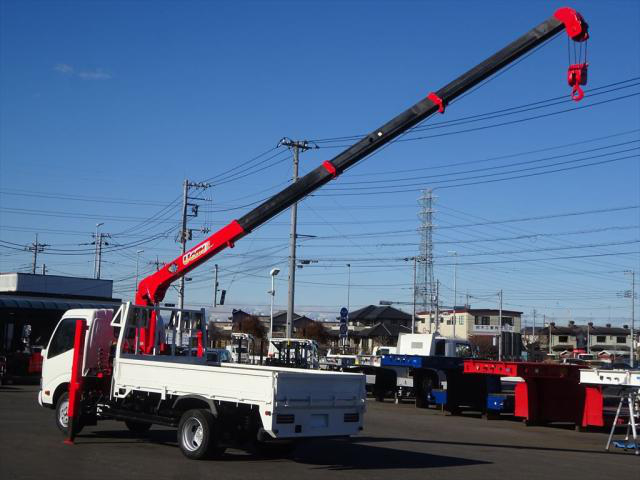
[381,354,501,413]
[580,369,640,455]
[464,360,605,428]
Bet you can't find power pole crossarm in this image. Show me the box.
[179,180,212,309]
[27,234,49,274]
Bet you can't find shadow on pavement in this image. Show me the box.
[76,428,177,446]
[74,431,489,470]
[287,437,490,471]
[352,436,611,456]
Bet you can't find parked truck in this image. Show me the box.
[353,333,476,404]
[38,5,588,459]
[40,304,365,458]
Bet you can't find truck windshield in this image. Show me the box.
[455,343,473,358]
[47,318,80,358]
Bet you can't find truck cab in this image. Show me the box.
[39,308,114,410]
[395,333,473,358]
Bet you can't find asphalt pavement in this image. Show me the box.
[0,384,637,480]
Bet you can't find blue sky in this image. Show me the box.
[1,0,639,326]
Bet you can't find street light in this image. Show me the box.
[134,249,144,299]
[269,268,280,339]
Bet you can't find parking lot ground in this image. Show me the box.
[1,384,637,480]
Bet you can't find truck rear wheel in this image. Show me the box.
[55,392,83,436]
[177,409,224,460]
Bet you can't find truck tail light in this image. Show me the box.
[276,414,295,424]
[344,413,359,423]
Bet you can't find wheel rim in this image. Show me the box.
[58,400,69,428]
[181,417,204,452]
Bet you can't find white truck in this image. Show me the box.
[39,303,365,459]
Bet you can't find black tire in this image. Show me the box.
[55,392,84,436]
[125,420,152,435]
[177,409,224,460]
[415,376,434,409]
[373,387,385,402]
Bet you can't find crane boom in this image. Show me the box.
[135,8,588,340]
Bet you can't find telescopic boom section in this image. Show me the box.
[135,7,588,309]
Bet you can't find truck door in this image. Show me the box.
[41,317,82,405]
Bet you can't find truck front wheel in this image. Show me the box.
[55,392,83,436]
[177,409,225,460]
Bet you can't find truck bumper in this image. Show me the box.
[266,407,364,439]
[37,389,43,407]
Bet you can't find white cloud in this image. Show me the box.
[54,63,74,75]
[54,64,112,80]
[78,69,112,80]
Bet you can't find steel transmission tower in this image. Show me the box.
[417,189,435,327]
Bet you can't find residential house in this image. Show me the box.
[538,322,579,354]
[587,323,633,357]
[416,307,523,358]
[538,321,633,360]
[329,305,412,354]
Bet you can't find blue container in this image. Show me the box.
[431,389,447,406]
[486,393,514,413]
[380,354,423,368]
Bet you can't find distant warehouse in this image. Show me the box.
[0,272,120,379]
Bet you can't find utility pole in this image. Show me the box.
[448,251,458,307]
[346,263,351,314]
[41,264,47,275]
[26,234,48,274]
[134,249,144,299]
[149,256,165,272]
[93,223,103,278]
[532,308,536,357]
[278,137,316,338]
[545,314,550,354]
[178,180,211,310]
[434,280,440,334]
[498,289,503,361]
[213,264,219,308]
[448,251,458,338]
[412,257,417,333]
[95,232,110,280]
[625,270,635,368]
[92,224,110,280]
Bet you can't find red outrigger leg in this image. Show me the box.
[64,319,87,445]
